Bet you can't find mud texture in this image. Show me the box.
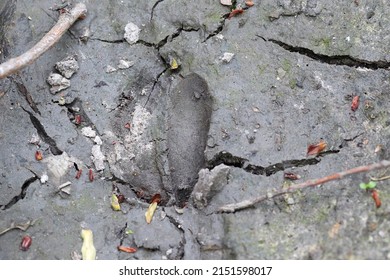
[168,73,212,207]
[1,0,390,260]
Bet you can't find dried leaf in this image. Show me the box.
[75,114,82,125]
[20,235,32,251]
[351,95,360,111]
[0,219,37,236]
[145,202,158,224]
[57,181,71,196]
[245,0,254,7]
[35,151,43,161]
[284,172,301,180]
[307,140,327,156]
[116,194,125,204]
[150,193,161,204]
[228,8,244,19]
[328,222,341,238]
[111,194,121,211]
[88,169,94,182]
[170,57,179,70]
[75,169,82,179]
[81,229,96,260]
[371,189,381,208]
[117,246,137,253]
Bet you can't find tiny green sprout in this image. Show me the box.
[359,181,377,190]
[125,229,134,235]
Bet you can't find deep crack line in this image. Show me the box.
[262,37,390,70]
[22,107,63,155]
[207,151,340,176]
[150,0,165,21]
[12,75,41,115]
[165,213,185,260]
[0,176,38,210]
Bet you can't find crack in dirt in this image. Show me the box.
[203,21,225,42]
[143,67,168,107]
[207,150,340,176]
[260,36,390,70]
[165,213,185,259]
[0,175,38,210]
[150,0,165,21]
[12,75,40,115]
[22,107,63,155]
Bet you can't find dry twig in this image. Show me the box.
[0,3,87,79]
[217,160,390,213]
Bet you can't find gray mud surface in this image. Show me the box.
[0,0,389,259]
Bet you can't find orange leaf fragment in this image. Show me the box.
[117,246,137,253]
[245,0,254,7]
[228,8,244,19]
[35,151,43,161]
[307,140,327,156]
[371,189,381,208]
[150,193,161,204]
[351,95,359,111]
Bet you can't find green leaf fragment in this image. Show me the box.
[359,181,377,190]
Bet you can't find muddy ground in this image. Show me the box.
[0,0,390,260]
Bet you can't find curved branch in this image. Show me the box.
[217,160,390,213]
[0,3,87,79]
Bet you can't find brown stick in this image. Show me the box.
[217,160,390,213]
[0,3,87,79]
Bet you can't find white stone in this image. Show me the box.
[47,73,70,94]
[220,52,235,63]
[105,65,117,73]
[40,172,48,183]
[117,59,135,69]
[91,145,105,171]
[124,22,140,45]
[94,136,103,145]
[81,126,97,138]
[220,0,232,6]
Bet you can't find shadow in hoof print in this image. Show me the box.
[106,73,212,207]
[168,73,213,207]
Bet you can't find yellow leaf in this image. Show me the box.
[170,57,179,70]
[145,202,158,224]
[81,229,96,260]
[111,194,121,211]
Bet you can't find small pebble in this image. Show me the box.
[220,52,235,63]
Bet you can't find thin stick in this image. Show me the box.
[217,160,390,213]
[0,3,87,79]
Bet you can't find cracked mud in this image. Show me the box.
[1,0,390,260]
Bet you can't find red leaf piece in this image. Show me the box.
[124,123,131,129]
[307,140,327,156]
[116,194,125,204]
[88,169,94,182]
[228,8,244,19]
[75,114,82,125]
[117,246,137,253]
[20,235,32,251]
[35,151,43,161]
[75,169,82,179]
[150,193,161,204]
[351,95,359,111]
[284,172,301,180]
[371,189,381,208]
